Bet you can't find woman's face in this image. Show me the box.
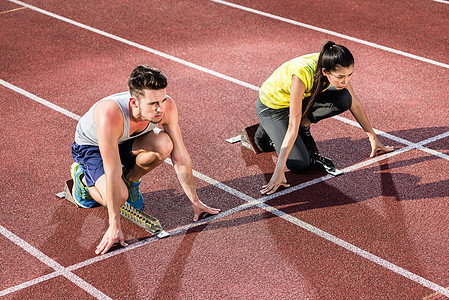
[322,65,353,90]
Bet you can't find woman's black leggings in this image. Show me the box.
[256,87,352,173]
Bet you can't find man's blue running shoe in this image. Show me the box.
[71,162,97,208]
[123,175,143,210]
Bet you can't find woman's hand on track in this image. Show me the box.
[260,172,290,195]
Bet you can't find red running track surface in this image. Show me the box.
[1,0,448,298]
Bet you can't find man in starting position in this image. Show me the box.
[71,65,220,254]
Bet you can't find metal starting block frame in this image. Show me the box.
[226,124,262,154]
[56,179,170,239]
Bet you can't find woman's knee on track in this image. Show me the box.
[286,158,310,174]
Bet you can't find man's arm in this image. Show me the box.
[94,100,128,254]
[161,97,220,221]
[346,82,393,157]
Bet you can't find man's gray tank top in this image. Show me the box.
[75,92,158,146]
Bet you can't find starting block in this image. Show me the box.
[226,124,263,154]
[56,179,170,239]
[310,153,343,176]
[240,124,263,154]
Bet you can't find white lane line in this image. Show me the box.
[0,273,60,297]
[210,0,449,69]
[0,6,27,14]
[67,201,258,272]
[2,0,448,294]
[258,202,449,297]
[0,225,112,299]
[2,79,449,297]
[3,77,447,165]
[433,0,449,4]
[333,115,449,161]
[0,79,81,121]
[6,0,448,162]
[5,0,449,159]
[7,0,260,92]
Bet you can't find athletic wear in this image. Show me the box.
[75,92,158,146]
[71,139,135,187]
[71,162,97,208]
[123,175,143,210]
[256,87,352,173]
[71,92,158,209]
[298,126,318,154]
[259,53,330,109]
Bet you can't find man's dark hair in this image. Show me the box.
[128,65,168,98]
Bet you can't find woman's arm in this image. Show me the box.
[346,82,393,157]
[261,75,305,195]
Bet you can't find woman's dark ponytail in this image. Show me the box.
[302,41,354,119]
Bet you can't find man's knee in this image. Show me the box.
[134,130,173,162]
[154,131,173,160]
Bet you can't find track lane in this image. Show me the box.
[1,0,446,298]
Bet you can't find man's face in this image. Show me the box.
[133,88,167,123]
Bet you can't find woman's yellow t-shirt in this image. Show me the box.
[259,53,324,109]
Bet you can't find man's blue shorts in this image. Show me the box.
[71,139,136,187]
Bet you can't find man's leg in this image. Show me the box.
[71,143,128,208]
[87,175,129,207]
[125,129,174,182]
[85,130,173,209]
[70,162,98,208]
[75,148,129,207]
[117,130,173,210]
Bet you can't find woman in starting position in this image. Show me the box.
[255,40,393,195]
